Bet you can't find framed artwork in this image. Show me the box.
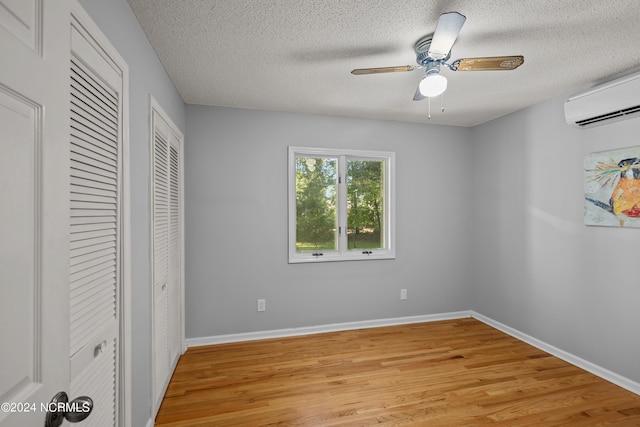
[584,146,640,227]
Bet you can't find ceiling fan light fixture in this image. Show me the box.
[419,72,447,97]
[349,11,524,104]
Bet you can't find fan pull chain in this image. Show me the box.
[427,93,446,120]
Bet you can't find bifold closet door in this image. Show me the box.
[152,103,183,413]
[69,8,127,426]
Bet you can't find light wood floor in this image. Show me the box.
[155,318,640,426]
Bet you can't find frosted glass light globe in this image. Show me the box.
[419,73,447,97]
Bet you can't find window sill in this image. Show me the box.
[288,252,396,264]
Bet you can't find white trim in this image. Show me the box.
[119,33,132,427]
[186,311,472,347]
[471,311,640,396]
[69,2,132,426]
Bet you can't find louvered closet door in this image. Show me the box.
[168,144,181,364]
[153,129,170,407]
[69,16,124,427]
[152,104,183,413]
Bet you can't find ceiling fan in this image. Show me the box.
[351,12,524,102]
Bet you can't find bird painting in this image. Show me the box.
[585,147,640,227]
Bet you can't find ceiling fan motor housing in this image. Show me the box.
[425,61,441,76]
[414,34,433,65]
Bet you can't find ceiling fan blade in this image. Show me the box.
[413,79,426,101]
[428,12,466,60]
[453,55,524,71]
[351,65,415,75]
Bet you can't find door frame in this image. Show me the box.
[70,2,132,426]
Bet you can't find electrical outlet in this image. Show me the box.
[257,299,266,312]
[400,289,407,300]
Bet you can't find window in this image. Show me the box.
[288,146,395,263]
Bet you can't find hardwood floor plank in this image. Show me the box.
[155,318,640,426]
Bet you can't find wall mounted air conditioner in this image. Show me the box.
[564,71,640,129]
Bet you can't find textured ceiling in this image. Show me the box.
[126,0,640,127]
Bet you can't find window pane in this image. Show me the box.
[347,159,384,250]
[295,156,337,252]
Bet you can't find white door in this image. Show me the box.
[68,3,129,426]
[1,2,130,426]
[0,0,72,426]
[151,99,184,415]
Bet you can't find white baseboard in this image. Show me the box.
[186,310,472,347]
[471,311,640,396]
[185,310,640,397]
[145,418,154,427]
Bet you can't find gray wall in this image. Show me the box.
[185,106,473,337]
[76,1,186,426]
[471,96,640,383]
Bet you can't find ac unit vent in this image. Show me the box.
[576,104,640,127]
[565,71,640,129]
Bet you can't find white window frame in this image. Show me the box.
[288,146,396,263]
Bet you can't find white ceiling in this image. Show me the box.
[126,0,640,127]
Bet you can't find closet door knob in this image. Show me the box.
[94,340,107,357]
